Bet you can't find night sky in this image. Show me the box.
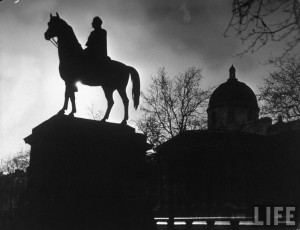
[0,0,282,158]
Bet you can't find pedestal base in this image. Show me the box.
[12,115,154,230]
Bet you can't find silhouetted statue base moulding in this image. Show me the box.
[11,115,154,230]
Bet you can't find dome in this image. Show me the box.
[207,66,259,130]
[208,66,259,111]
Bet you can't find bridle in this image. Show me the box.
[50,38,58,48]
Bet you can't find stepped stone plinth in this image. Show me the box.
[12,115,154,230]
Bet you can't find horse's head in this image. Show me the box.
[44,12,65,41]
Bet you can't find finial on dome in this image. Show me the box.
[229,65,236,80]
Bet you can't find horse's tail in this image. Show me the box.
[128,66,140,110]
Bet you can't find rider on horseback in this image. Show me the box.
[84,16,110,67]
[45,13,140,122]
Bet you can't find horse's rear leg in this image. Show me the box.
[117,88,129,125]
[101,88,114,122]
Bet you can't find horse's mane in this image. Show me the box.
[57,17,82,52]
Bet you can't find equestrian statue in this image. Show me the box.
[44,13,140,125]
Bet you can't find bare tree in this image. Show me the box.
[225,0,300,55]
[136,67,213,148]
[258,55,300,121]
[1,150,30,174]
[0,151,28,218]
[87,104,103,121]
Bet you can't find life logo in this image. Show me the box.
[252,205,298,227]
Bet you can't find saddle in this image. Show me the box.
[80,52,112,85]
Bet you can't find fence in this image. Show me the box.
[154,216,297,230]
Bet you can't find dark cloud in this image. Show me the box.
[1,0,238,68]
[129,0,238,68]
[40,0,238,69]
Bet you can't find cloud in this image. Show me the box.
[0,0,239,71]
[180,3,191,23]
[0,0,57,25]
[0,54,42,130]
[122,0,239,69]
[21,0,58,23]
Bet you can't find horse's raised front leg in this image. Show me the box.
[101,88,114,122]
[117,88,129,125]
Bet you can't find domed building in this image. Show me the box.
[155,65,300,223]
[207,66,260,130]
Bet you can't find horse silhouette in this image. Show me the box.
[44,13,140,125]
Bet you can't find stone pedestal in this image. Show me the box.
[12,115,154,230]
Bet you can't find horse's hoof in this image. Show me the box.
[57,110,65,116]
[121,120,127,125]
[100,118,106,122]
[68,112,75,117]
